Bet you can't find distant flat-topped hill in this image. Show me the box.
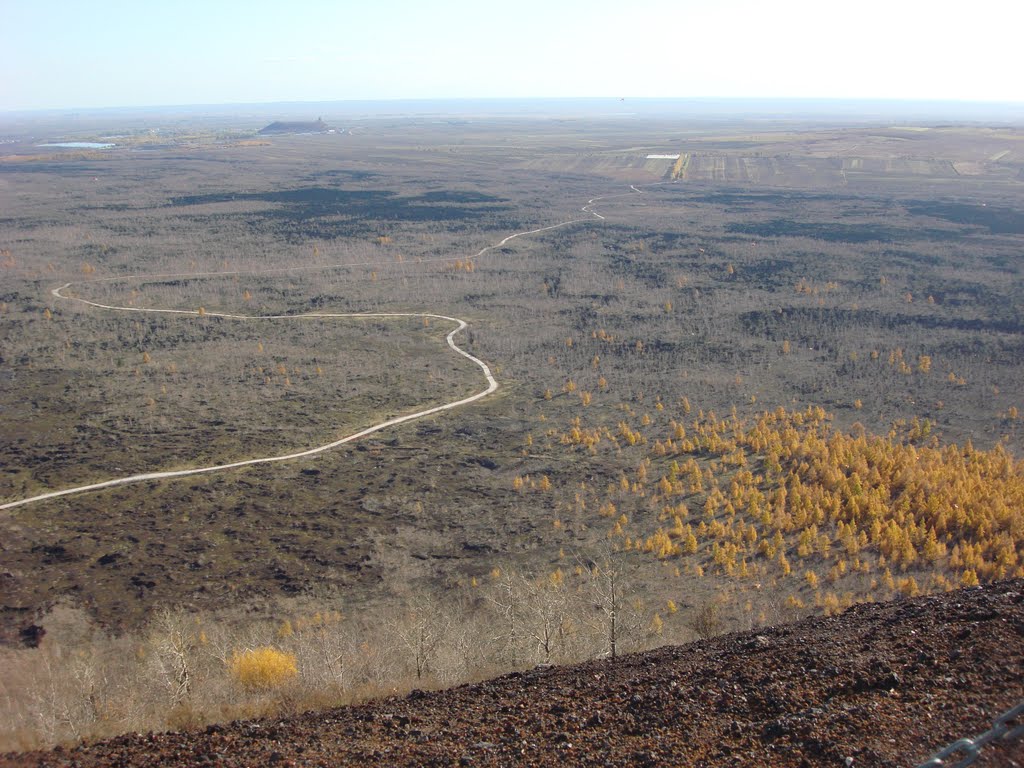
[258,118,331,135]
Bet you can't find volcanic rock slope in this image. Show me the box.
[4,582,1023,767]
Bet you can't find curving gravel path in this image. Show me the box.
[0,304,496,512]
[1,185,660,511]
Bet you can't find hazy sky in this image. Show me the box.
[2,0,1021,110]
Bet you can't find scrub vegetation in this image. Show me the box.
[1,112,1022,747]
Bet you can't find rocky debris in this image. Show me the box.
[3,581,1023,767]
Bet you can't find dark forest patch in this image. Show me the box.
[170,188,394,209]
[904,201,1024,234]
[740,306,1024,340]
[303,169,379,182]
[687,190,847,206]
[169,187,509,224]
[415,190,503,204]
[0,162,110,176]
[726,219,959,243]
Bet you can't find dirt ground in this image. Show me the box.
[3,580,1022,767]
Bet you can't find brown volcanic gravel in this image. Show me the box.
[4,582,1023,767]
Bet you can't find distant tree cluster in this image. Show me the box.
[540,396,1023,613]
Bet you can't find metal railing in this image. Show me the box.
[916,700,1024,767]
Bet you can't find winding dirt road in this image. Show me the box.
[0,183,663,511]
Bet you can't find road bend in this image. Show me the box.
[0,183,661,510]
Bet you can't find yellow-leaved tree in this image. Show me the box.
[229,647,298,690]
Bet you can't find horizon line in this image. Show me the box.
[4,95,1024,117]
